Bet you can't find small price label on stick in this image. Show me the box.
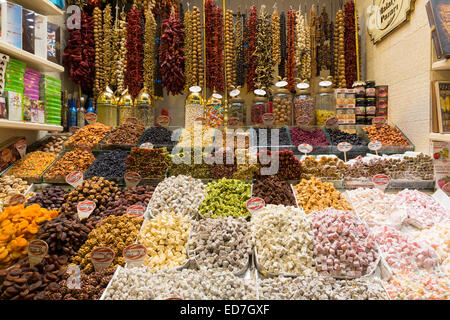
[28,240,48,267]
[337,142,352,162]
[372,116,387,128]
[8,193,25,206]
[140,142,153,149]
[262,113,274,126]
[298,143,313,155]
[85,112,97,124]
[325,117,339,129]
[157,115,171,128]
[368,140,382,156]
[77,200,96,219]
[246,197,265,214]
[126,117,138,125]
[297,115,312,127]
[123,244,147,268]
[126,205,145,217]
[14,139,27,158]
[69,126,80,134]
[442,183,450,194]
[91,247,115,272]
[194,117,207,125]
[66,171,83,188]
[227,117,240,127]
[372,174,391,192]
[124,171,142,189]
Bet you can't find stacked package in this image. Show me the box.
[24,68,44,123]
[40,74,61,125]
[4,58,25,121]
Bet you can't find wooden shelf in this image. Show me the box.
[432,59,450,71]
[10,0,64,16]
[0,119,63,132]
[0,41,64,73]
[429,132,450,142]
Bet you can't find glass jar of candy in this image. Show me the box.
[315,78,335,126]
[135,87,155,127]
[96,86,117,127]
[206,91,224,127]
[251,90,270,126]
[293,83,314,126]
[272,81,293,125]
[118,88,134,125]
[185,86,205,128]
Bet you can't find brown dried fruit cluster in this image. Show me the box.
[224,9,235,90]
[205,0,224,92]
[65,122,111,149]
[183,9,194,92]
[286,9,296,91]
[363,125,409,146]
[192,6,204,88]
[253,175,296,207]
[102,5,113,86]
[144,3,156,96]
[102,123,145,146]
[116,12,127,93]
[72,215,143,274]
[44,149,95,182]
[271,9,281,66]
[234,12,245,87]
[104,185,155,218]
[334,9,346,88]
[255,8,272,91]
[93,7,104,98]
[245,5,258,92]
[344,0,357,87]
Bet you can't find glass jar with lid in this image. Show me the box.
[206,90,224,127]
[293,82,315,126]
[96,86,117,127]
[315,77,336,126]
[118,88,134,125]
[135,87,155,127]
[228,88,246,126]
[272,80,293,125]
[251,89,270,126]
[185,86,204,127]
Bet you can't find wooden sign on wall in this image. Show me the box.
[366,0,416,43]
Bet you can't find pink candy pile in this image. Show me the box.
[394,189,449,228]
[289,127,329,146]
[369,225,440,274]
[310,209,378,278]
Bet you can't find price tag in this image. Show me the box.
[123,244,147,268]
[194,117,207,125]
[8,194,25,206]
[126,117,138,124]
[157,115,171,128]
[337,142,352,162]
[230,89,240,97]
[69,126,80,134]
[227,117,240,127]
[262,113,274,126]
[368,140,382,156]
[14,139,27,158]
[325,117,339,129]
[442,182,450,194]
[66,171,84,188]
[77,200,96,219]
[296,115,311,126]
[276,81,288,87]
[254,89,266,96]
[372,174,391,192]
[126,205,145,217]
[246,197,265,214]
[140,142,153,149]
[298,144,313,155]
[28,240,48,267]
[189,86,202,93]
[85,112,97,124]
[372,116,387,128]
[124,171,142,189]
[212,93,223,100]
[91,247,115,272]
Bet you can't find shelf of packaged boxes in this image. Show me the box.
[0,119,63,131]
[432,59,450,71]
[429,132,450,142]
[0,41,64,73]
[11,0,64,16]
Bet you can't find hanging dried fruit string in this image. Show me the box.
[116,10,127,93]
[154,12,164,98]
[205,0,224,92]
[254,5,272,91]
[63,10,95,94]
[183,7,193,92]
[224,9,235,90]
[93,6,103,98]
[286,9,296,92]
[295,9,305,78]
[125,5,144,98]
[271,6,280,68]
[192,6,203,88]
[245,5,258,93]
[102,4,113,86]
[144,2,157,96]
[109,4,120,89]
[301,13,312,81]
[334,9,346,88]
[152,0,179,21]
[309,5,317,80]
[317,6,332,74]
[344,0,357,87]
[159,7,185,96]
[278,12,286,79]
[234,11,245,87]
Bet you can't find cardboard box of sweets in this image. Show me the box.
[0,136,25,172]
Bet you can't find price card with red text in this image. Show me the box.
[368,140,382,151]
[337,142,353,152]
[126,205,145,217]
[297,115,312,127]
[77,200,96,219]
[124,171,142,189]
[8,193,25,206]
[66,171,84,188]
[325,117,339,129]
[14,139,27,158]
[157,115,171,128]
[28,240,48,267]
[91,247,115,272]
[246,197,265,214]
[227,117,240,127]
[298,144,313,155]
[126,117,138,125]
[372,174,391,192]
[262,113,274,126]
[140,142,153,149]
[85,113,97,124]
[123,244,147,268]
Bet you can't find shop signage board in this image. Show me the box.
[366,0,416,43]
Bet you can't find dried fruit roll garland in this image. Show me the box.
[160,9,185,96]
[295,10,306,78]
[245,5,258,93]
[278,12,287,79]
[183,6,203,90]
[224,9,235,90]
[183,9,194,92]
[271,8,281,67]
[63,11,95,93]
[93,7,103,98]
[125,7,144,98]
[103,4,113,86]
[344,0,357,87]
[234,12,245,88]
[116,11,127,93]
[205,0,224,92]
[317,6,332,74]
[334,9,346,88]
[254,7,272,91]
[286,9,296,92]
[144,3,157,96]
